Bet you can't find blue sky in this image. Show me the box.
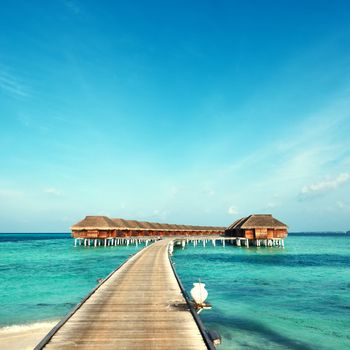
[1,0,350,232]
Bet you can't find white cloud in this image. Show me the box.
[228,206,239,215]
[300,173,350,196]
[44,188,62,197]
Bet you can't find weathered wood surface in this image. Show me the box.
[40,239,208,350]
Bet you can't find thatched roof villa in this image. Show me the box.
[225,214,288,239]
[71,216,225,239]
[70,214,288,248]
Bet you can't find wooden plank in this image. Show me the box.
[35,240,210,350]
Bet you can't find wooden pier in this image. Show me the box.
[35,239,213,350]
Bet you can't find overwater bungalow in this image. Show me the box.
[71,215,225,242]
[71,214,288,248]
[225,214,288,246]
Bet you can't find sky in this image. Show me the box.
[1,0,350,232]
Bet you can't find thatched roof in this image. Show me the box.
[72,215,226,231]
[71,216,118,230]
[227,214,287,230]
[123,220,142,229]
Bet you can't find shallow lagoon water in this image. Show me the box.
[173,235,350,350]
[0,233,141,326]
[0,233,349,349]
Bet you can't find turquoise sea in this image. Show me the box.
[173,235,350,350]
[0,233,349,349]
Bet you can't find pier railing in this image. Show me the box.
[168,243,217,350]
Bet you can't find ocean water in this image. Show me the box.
[0,233,349,350]
[173,235,350,350]
[0,233,142,326]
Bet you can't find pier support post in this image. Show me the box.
[236,238,241,246]
[168,242,174,255]
[74,239,77,247]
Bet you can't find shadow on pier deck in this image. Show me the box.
[34,239,214,350]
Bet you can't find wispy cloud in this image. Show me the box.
[44,188,62,197]
[0,69,31,98]
[300,173,350,198]
[336,201,350,211]
[228,206,239,215]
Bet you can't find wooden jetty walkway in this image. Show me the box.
[35,239,212,350]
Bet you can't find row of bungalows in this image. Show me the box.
[71,216,226,240]
[225,214,288,240]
